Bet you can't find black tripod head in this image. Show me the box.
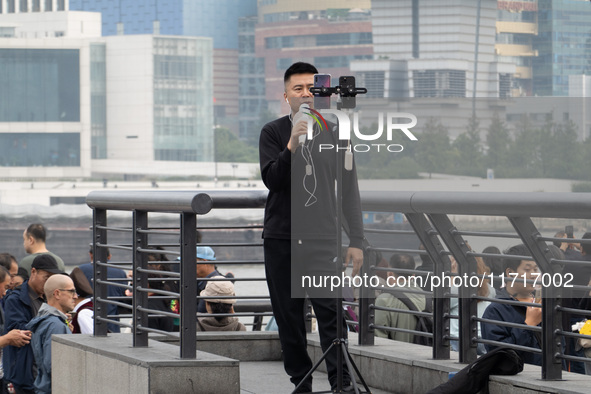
[310,75,367,109]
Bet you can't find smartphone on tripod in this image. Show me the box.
[339,76,357,109]
[314,73,331,109]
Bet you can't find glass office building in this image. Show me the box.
[0,48,79,122]
[0,48,81,167]
[69,0,256,49]
[534,0,591,96]
[153,37,213,162]
[90,43,107,159]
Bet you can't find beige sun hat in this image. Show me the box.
[201,276,236,304]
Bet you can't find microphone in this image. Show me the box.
[292,103,310,145]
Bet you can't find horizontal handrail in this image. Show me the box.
[86,190,267,213]
[360,190,591,218]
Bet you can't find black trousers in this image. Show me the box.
[264,238,349,389]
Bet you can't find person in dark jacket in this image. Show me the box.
[26,275,76,394]
[259,62,364,392]
[3,254,64,394]
[481,244,542,365]
[0,266,32,394]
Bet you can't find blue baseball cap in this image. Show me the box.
[196,246,216,261]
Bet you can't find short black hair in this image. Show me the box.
[284,62,318,84]
[208,302,233,321]
[0,253,16,271]
[17,267,29,281]
[0,266,9,283]
[482,246,503,276]
[581,232,591,255]
[389,254,415,277]
[503,244,532,272]
[418,243,433,268]
[389,254,415,269]
[26,223,46,242]
[553,231,566,247]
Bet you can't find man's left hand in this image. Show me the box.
[345,247,364,277]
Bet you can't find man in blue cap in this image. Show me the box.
[196,246,234,313]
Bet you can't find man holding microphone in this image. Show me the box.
[259,62,364,392]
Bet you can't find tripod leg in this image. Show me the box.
[341,342,372,394]
[292,341,337,394]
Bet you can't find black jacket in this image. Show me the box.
[481,288,542,366]
[258,115,363,248]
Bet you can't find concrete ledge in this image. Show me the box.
[154,330,282,361]
[52,334,240,394]
[307,333,591,394]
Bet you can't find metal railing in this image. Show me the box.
[357,190,591,380]
[86,190,268,359]
[86,189,591,380]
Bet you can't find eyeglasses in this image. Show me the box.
[59,289,77,295]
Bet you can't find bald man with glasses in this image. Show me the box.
[26,275,76,394]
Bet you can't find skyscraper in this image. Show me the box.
[69,0,257,134]
[533,0,591,96]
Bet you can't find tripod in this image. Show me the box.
[292,82,370,394]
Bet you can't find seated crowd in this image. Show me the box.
[1,221,591,393]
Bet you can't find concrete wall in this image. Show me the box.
[156,331,283,361]
[52,331,591,394]
[307,333,591,394]
[52,334,240,394]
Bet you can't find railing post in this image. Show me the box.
[133,210,149,348]
[406,213,450,360]
[358,244,375,345]
[509,216,563,380]
[428,214,478,364]
[93,208,108,336]
[179,212,197,359]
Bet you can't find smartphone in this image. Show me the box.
[339,76,356,109]
[314,73,331,109]
[566,225,574,238]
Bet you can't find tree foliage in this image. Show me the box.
[353,112,589,181]
[214,127,258,163]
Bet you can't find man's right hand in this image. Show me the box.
[6,329,31,347]
[524,301,542,326]
[287,119,308,152]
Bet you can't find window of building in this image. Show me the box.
[276,58,293,70]
[265,36,294,49]
[0,133,80,167]
[313,55,372,69]
[413,69,466,98]
[356,71,385,98]
[0,49,80,122]
[499,73,512,99]
[155,149,199,161]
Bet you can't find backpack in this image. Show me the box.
[426,347,524,394]
[397,295,434,346]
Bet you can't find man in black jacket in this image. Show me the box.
[259,62,364,392]
[481,244,542,365]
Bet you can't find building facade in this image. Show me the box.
[0,9,215,179]
[256,0,373,114]
[69,0,257,135]
[533,0,591,96]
